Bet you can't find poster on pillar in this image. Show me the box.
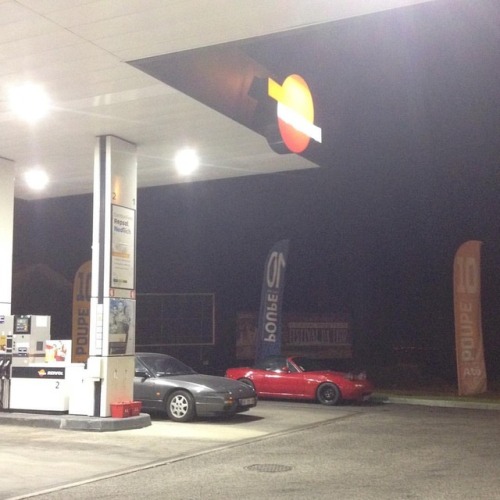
[111,205,135,291]
[108,297,135,355]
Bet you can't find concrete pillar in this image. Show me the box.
[0,158,15,316]
[88,136,137,417]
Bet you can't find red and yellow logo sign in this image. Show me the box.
[268,74,322,154]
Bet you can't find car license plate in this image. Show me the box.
[239,397,256,406]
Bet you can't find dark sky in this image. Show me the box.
[13,159,500,357]
[12,0,500,372]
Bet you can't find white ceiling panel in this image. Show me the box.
[0,42,116,76]
[0,1,36,25]
[0,30,80,60]
[32,0,175,25]
[0,16,57,43]
[15,0,99,15]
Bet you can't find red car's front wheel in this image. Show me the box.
[317,382,341,406]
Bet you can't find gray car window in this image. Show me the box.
[138,355,196,376]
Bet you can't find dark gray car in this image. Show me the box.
[134,353,257,422]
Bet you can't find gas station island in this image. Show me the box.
[0,138,145,426]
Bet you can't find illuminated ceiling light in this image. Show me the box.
[8,83,51,123]
[24,168,49,191]
[174,148,199,176]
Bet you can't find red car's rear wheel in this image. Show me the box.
[317,382,341,406]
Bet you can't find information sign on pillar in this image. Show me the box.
[90,136,137,357]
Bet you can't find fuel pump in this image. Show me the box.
[0,315,72,412]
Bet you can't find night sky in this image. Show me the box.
[11,0,500,378]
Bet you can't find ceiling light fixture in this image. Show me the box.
[8,83,51,123]
[174,148,199,176]
[24,168,49,191]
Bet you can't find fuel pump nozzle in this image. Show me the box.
[0,357,10,410]
[0,358,11,379]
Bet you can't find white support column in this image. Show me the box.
[0,158,15,316]
[88,136,137,417]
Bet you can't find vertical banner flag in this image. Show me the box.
[72,260,92,363]
[453,240,487,395]
[256,239,290,362]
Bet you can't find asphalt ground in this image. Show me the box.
[1,399,499,500]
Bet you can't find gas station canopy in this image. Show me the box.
[0,0,435,201]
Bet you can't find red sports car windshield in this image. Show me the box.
[289,357,327,372]
[253,356,334,373]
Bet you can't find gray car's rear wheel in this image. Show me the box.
[316,382,341,406]
[166,390,196,422]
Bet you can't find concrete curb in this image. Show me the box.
[372,394,500,411]
[0,411,151,431]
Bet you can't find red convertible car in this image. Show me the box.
[225,355,374,406]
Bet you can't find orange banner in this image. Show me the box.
[71,260,91,363]
[453,241,487,395]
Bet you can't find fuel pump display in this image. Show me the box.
[12,314,49,364]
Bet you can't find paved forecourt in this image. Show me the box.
[0,400,353,499]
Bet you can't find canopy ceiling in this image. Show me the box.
[0,0,435,200]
